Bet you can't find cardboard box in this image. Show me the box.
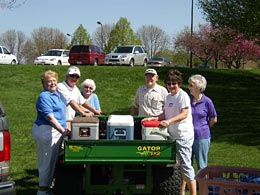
[142,126,168,140]
[107,115,134,140]
[71,117,99,140]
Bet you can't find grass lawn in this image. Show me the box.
[0,64,260,194]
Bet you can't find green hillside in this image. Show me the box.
[0,65,260,194]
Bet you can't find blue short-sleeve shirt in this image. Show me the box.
[34,89,66,128]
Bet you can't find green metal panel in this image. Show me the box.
[85,164,153,195]
[65,140,176,164]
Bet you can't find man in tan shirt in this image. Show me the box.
[130,69,168,117]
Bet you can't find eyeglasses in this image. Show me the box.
[188,83,194,87]
[69,74,79,79]
[84,86,93,90]
[166,82,177,86]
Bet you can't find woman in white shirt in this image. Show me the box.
[142,69,196,195]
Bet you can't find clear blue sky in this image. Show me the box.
[1,0,206,38]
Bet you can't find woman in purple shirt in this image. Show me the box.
[188,74,217,171]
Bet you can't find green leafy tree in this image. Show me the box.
[198,0,260,39]
[68,24,93,48]
[105,17,142,53]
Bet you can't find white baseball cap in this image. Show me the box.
[145,69,157,75]
[67,66,81,77]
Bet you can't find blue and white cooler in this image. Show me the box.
[107,115,134,140]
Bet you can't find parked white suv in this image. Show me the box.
[34,49,70,65]
[0,46,17,64]
[105,45,148,66]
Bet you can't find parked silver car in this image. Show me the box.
[148,57,171,67]
[105,45,148,67]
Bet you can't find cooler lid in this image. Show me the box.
[107,115,134,126]
[142,120,161,127]
[72,116,99,123]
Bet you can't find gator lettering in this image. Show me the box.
[68,145,84,152]
[137,145,161,156]
[137,146,161,151]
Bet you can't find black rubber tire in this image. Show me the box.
[54,163,85,195]
[129,59,134,67]
[143,59,147,66]
[152,165,182,195]
[57,61,62,66]
[11,60,16,64]
[94,59,98,66]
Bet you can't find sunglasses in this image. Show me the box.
[166,82,177,86]
[69,74,80,79]
[84,86,93,90]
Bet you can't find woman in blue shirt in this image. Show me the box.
[80,78,102,113]
[32,70,70,195]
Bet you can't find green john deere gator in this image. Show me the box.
[54,115,181,195]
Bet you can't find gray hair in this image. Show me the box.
[81,78,96,91]
[188,74,207,92]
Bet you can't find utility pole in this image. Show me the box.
[97,21,104,50]
[66,33,73,48]
[189,0,194,68]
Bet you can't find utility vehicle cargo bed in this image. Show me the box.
[64,140,176,164]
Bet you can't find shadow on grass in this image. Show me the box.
[15,169,38,195]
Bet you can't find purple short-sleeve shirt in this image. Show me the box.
[190,94,217,139]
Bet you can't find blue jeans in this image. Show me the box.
[192,138,210,171]
[176,136,195,181]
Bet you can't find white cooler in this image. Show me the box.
[107,115,134,140]
[142,126,169,140]
[70,117,99,140]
